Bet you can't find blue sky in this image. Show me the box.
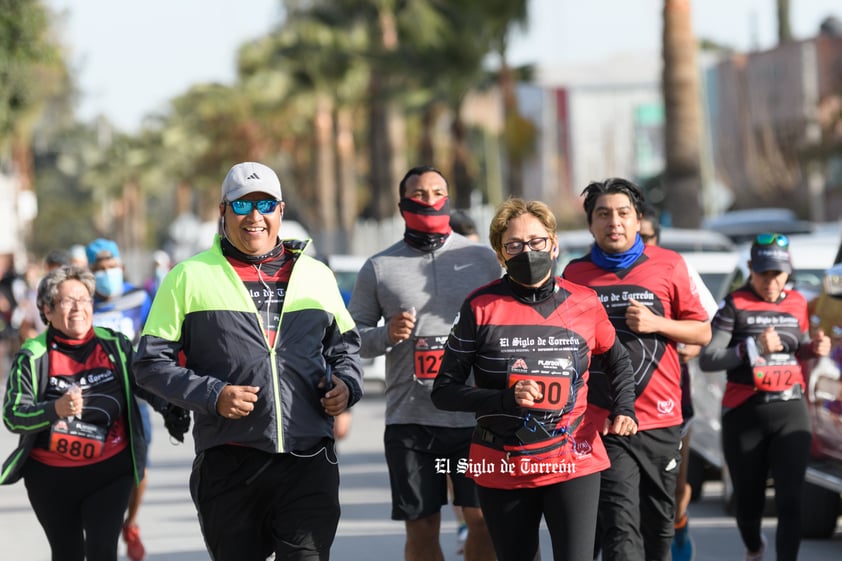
[47,0,841,133]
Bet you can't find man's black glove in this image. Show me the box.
[163,404,191,443]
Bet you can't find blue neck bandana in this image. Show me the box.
[590,234,645,271]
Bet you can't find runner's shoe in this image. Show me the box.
[671,518,695,561]
[456,522,468,555]
[744,535,766,561]
[122,522,146,561]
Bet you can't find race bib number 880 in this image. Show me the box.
[49,418,107,461]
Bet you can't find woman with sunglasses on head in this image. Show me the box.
[1,265,177,561]
[432,198,638,561]
[699,233,830,561]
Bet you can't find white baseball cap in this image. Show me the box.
[221,162,282,202]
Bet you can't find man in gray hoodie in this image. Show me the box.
[349,166,501,561]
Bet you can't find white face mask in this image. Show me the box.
[94,267,124,297]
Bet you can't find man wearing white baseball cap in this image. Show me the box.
[135,161,364,560]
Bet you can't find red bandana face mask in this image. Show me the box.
[399,196,452,235]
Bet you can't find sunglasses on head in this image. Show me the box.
[754,233,789,248]
[227,199,281,215]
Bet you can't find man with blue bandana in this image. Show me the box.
[563,178,711,561]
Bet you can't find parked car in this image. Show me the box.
[681,251,741,501]
[326,254,386,391]
[798,261,842,537]
[702,208,814,244]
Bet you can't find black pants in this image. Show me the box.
[722,398,810,561]
[190,442,340,561]
[24,448,134,561]
[598,426,681,561]
[477,472,600,561]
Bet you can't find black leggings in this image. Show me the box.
[23,448,134,561]
[477,472,600,561]
[722,398,810,561]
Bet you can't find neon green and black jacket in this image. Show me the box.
[133,236,363,455]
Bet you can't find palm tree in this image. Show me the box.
[777,0,792,43]
[303,0,410,220]
[662,0,703,228]
[273,0,535,219]
[238,8,371,253]
[382,0,532,207]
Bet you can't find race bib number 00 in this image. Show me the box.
[507,356,576,413]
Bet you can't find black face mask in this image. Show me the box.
[505,250,554,286]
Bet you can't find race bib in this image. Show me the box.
[413,336,448,381]
[507,356,576,413]
[747,338,801,393]
[49,418,107,461]
[752,359,800,392]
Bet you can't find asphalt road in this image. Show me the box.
[1,384,840,560]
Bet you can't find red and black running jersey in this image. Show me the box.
[433,276,635,489]
[30,330,129,467]
[712,284,809,409]
[564,245,708,431]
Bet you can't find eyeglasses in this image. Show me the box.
[226,199,281,215]
[754,233,789,248]
[57,297,93,310]
[502,237,550,255]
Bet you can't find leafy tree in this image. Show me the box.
[29,122,102,253]
[1,0,69,191]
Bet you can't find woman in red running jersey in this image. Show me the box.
[2,265,180,561]
[700,233,830,561]
[433,198,638,561]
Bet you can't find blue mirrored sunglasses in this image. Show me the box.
[227,199,280,215]
[754,232,789,248]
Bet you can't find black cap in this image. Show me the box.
[750,244,792,274]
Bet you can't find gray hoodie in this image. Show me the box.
[349,234,502,427]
